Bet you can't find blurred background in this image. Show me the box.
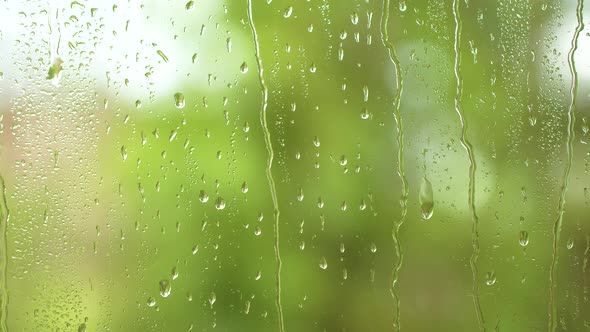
[0,0,589,331]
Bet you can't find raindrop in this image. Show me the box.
[120,146,127,161]
[240,62,249,74]
[319,257,328,270]
[567,238,574,250]
[370,243,377,253]
[351,12,359,25]
[185,0,194,10]
[360,107,369,120]
[419,176,434,220]
[214,197,226,210]
[209,292,216,307]
[174,93,185,109]
[485,272,496,286]
[147,297,157,307]
[283,6,293,18]
[159,279,171,297]
[198,190,209,203]
[241,182,248,193]
[297,188,304,201]
[399,1,407,11]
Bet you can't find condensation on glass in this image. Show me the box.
[0,0,588,331]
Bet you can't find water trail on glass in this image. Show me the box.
[0,176,9,332]
[548,1,583,330]
[246,1,285,331]
[452,0,485,330]
[380,1,408,330]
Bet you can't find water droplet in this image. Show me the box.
[485,272,496,286]
[419,176,434,220]
[241,182,248,193]
[360,107,369,120]
[214,197,226,210]
[135,100,142,108]
[174,93,185,109]
[567,238,574,250]
[351,12,359,25]
[339,155,348,166]
[297,188,304,201]
[370,243,377,253]
[159,279,171,297]
[171,266,179,280]
[185,0,194,10]
[120,146,127,161]
[359,198,367,210]
[399,1,407,11]
[147,297,157,307]
[192,53,198,63]
[319,257,328,270]
[209,292,217,306]
[519,231,529,247]
[157,50,169,63]
[283,6,293,18]
[313,136,320,147]
[317,197,324,209]
[46,57,64,83]
[240,61,249,74]
[198,190,209,203]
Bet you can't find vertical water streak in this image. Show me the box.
[380,0,408,330]
[548,1,583,331]
[0,176,9,332]
[452,0,485,330]
[246,1,285,332]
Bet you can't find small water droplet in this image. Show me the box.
[297,188,304,202]
[360,107,369,120]
[567,238,574,250]
[240,61,248,74]
[399,1,407,11]
[209,292,217,306]
[241,182,248,193]
[120,146,127,161]
[370,243,377,253]
[185,0,194,10]
[485,271,496,286]
[351,12,359,25]
[319,257,328,270]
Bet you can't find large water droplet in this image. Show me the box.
[419,176,434,220]
[174,92,185,109]
[159,279,171,297]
